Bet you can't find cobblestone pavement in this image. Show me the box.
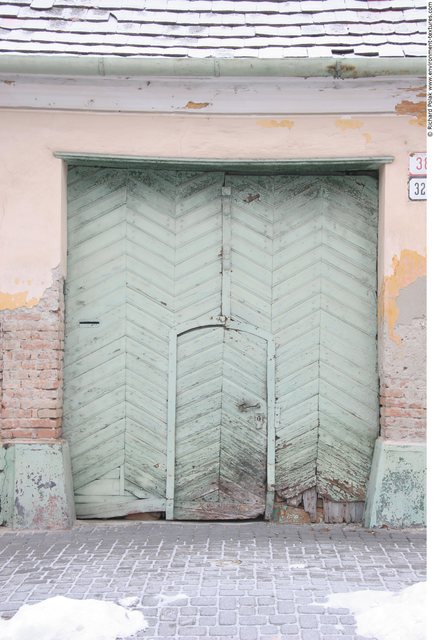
[0,521,426,639]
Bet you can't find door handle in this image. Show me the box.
[238,402,260,412]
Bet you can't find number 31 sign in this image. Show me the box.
[408,152,427,201]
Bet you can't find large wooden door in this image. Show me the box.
[64,168,378,520]
[226,174,379,506]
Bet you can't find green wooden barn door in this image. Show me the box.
[227,174,379,513]
[64,168,227,517]
[65,167,378,520]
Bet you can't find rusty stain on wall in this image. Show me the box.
[335,118,364,131]
[395,100,426,127]
[256,119,294,130]
[379,249,426,344]
[184,101,211,109]
[0,290,39,311]
[363,132,372,143]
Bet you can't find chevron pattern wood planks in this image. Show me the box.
[64,167,378,519]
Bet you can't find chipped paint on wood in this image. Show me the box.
[174,327,268,520]
[0,290,39,311]
[184,100,210,109]
[66,169,378,519]
[335,117,364,130]
[379,250,426,344]
[256,119,294,130]
[394,100,426,126]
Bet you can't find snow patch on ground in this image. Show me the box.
[0,595,148,640]
[325,581,426,640]
[158,593,188,604]
[117,596,140,609]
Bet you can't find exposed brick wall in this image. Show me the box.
[0,271,64,441]
[379,317,426,442]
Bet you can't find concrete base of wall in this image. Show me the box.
[0,440,75,529]
[364,438,426,528]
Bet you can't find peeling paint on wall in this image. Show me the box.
[397,85,426,98]
[335,118,364,130]
[396,276,426,325]
[184,101,211,109]
[379,249,426,344]
[395,100,426,127]
[0,290,39,311]
[256,119,294,129]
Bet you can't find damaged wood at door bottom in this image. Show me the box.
[273,489,365,524]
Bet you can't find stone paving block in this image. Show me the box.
[157,622,177,636]
[208,625,238,636]
[197,615,216,626]
[159,607,178,621]
[177,626,207,636]
[219,596,237,609]
[258,605,275,615]
[219,610,237,624]
[0,523,426,640]
[299,614,320,628]
[281,624,301,634]
[239,614,267,625]
[302,630,321,640]
[270,613,297,624]
[240,628,258,640]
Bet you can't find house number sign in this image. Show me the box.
[408,152,427,201]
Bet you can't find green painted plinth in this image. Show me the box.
[0,440,75,529]
[364,438,426,528]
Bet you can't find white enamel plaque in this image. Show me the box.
[408,177,427,201]
[408,152,427,176]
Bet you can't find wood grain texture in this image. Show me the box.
[174,327,268,520]
[227,175,379,503]
[65,168,378,519]
[65,168,225,517]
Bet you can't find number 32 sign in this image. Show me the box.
[408,153,427,201]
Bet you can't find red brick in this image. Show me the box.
[37,409,62,419]
[34,428,62,439]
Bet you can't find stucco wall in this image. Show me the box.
[0,108,426,444]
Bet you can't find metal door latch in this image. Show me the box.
[238,402,260,412]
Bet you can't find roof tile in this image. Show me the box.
[403,8,427,20]
[84,9,111,21]
[254,25,302,36]
[30,0,54,8]
[402,43,426,56]
[377,43,405,56]
[0,0,426,59]
[0,5,21,17]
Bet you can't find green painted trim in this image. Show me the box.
[165,329,177,521]
[0,440,75,529]
[0,55,426,78]
[0,444,15,526]
[55,153,394,174]
[364,438,426,528]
